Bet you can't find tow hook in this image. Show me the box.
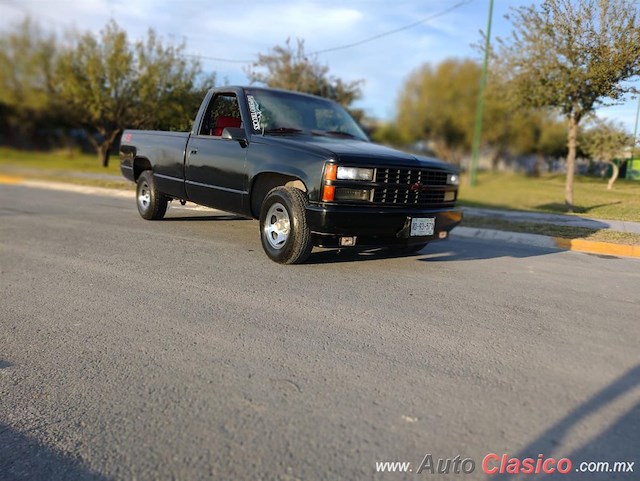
[396,217,412,238]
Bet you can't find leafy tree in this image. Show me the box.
[0,18,58,146]
[370,121,405,148]
[246,38,363,118]
[536,119,569,159]
[395,58,557,166]
[507,111,568,174]
[496,0,640,211]
[396,59,480,163]
[57,21,213,167]
[480,72,566,170]
[581,119,633,189]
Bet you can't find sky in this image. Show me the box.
[0,0,638,133]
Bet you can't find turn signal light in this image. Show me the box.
[322,185,335,202]
[322,163,338,202]
[324,164,337,181]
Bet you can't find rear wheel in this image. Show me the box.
[260,187,312,264]
[136,171,168,220]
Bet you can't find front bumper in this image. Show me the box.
[306,203,463,248]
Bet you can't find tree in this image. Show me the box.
[581,119,633,189]
[370,121,405,148]
[0,18,58,147]
[246,38,363,118]
[57,21,213,167]
[396,59,480,163]
[506,111,568,174]
[497,0,640,211]
[395,58,551,166]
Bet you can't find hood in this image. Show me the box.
[258,135,456,171]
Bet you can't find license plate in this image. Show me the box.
[410,217,435,236]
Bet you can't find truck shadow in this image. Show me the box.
[0,422,108,481]
[489,364,640,480]
[535,201,622,214]
[162,214,250,222]
[417,237,562,262]
[307,238,561,264]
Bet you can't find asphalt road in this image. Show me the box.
[1,184,639,481]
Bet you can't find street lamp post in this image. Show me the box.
[629,94,640,179]
[469,0,495,187]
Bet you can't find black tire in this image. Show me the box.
[259,187,313,264]
[136,170,168,220]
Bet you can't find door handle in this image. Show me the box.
[190,149,198,155]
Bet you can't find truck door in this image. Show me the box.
[185,92,248,212]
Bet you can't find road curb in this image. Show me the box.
[0,174,23,184]
[453,226,640,258]
[22,179,135,198]
[0,176,222,213]
[553,237,640,257]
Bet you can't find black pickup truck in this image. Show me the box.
[120,86,462,264]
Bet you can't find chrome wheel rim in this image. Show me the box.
[138,180,151,210]
[264,202,290,250]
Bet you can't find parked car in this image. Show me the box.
[120,87,462,264]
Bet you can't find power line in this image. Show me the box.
[309,0,473,55]
[183,53,253,64]
[3,1,472,65]
[185,1,473,64]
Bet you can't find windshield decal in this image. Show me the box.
[247,95,263,132]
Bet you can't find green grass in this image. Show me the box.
[459,172,640,222]
[462,216,640,245]
[0,147,121,174]
[0,147,130,188]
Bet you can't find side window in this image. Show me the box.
[199,93,242,136]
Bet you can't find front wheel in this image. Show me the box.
[136,171,168,220]
[259,187,312,264]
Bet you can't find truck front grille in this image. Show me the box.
[372,168,454,207]
[372,189,450,205]
[375,168,448,186]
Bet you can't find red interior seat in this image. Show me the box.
[213,116,241,136]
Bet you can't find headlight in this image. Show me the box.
[443,191,456,202]
[447,173,459,186]
[337,166,374,181]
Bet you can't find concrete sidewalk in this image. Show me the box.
[458,207,640,258]
[452,226,640,258]
[464,206,640,234]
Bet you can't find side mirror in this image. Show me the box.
[221,127,247,146]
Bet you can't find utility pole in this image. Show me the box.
[469,0,494,186]
[629,95,640,179]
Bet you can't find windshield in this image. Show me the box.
[244,89,369,141]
